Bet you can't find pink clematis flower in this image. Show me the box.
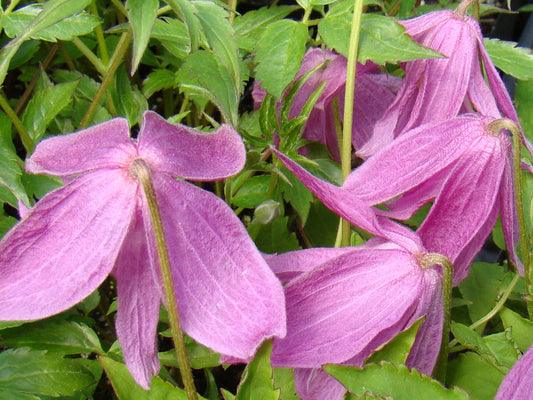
[358,6,530,158]
[495,344,533,399]
[253,47,400,161]
[343,114,521,284]
[0,111,286,389]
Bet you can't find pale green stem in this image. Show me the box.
[0,91,33,153]
[111,0,129,18]
[339,0,364,247]
[453,0,479,19]
[129,159,198,400]
[71,37,107,76]
[79,29,133,130]
[487,118,532,318]
[301,7,312,24]
[420,253,453,382]
[91,1,110,66]
[226,0,237,24]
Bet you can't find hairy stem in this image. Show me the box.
[130,159,198,400]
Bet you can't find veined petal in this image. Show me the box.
[138,111,245,181]
[26,118,136,177]
[345,116,483,205]
[417,135,505,285]
[294,368,346,400]
[113,208,161,390]
[271,249,423,367]
[145,173,286,360]
[0,169,137,320]
[495,344,533,400]
[399,10,453,38]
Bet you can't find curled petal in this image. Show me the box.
[145,174,286,359]
[113,208,161,390]
[0,169,137,320]
[271,249,423,367]
[27,118,136,177]
[294,368,346,400]
[138,111,245,181]
[495,344,533,400]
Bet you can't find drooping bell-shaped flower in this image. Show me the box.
[495,344,533,399]
[253,47,400,160]
[343,114,522,284]
[358,3,530,158]
[0,111,286,388]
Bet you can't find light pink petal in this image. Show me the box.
[26,118,137,177]
[263,247,358,283]
[418,135,505,285]
[399,10,453,38]
[113,208,161,390]
[144,174,286,359]
[405,268,443,375]
[271,248,423,367]
[294,368,346,400]
[495,344,533,400]
[466,46,500,118]
[0,169,137,320]
[138,111,245,181]
[345,116,483,205]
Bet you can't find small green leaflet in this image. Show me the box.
[255,19,308,99]
[484,38,533,80]
[126,0,159,74]
[499,306,533,352]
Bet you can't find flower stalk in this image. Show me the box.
[340,0,365,246]
[130,159,198,400]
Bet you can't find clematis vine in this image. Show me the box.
[0,111,286,389]
[269,149,453,399]
[253,47,400,160]
[358,0,533,159]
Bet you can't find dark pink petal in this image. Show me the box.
[466,46,500,118]
[26,118,137,177]
[495,344,533,400]
[418,135,505,284]
[345,116,483,206]
[294,368,346,400]
[138,111,245,181]
[0,169,137,320]
[264,248,360,283]
[271,248,423,367]
[113,208,161,390]
[145,174,286,359]
[405,268,443,375]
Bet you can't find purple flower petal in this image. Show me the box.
[0,169,137,320]
[26,118,136,177]
[495,344,533,400]
[294,368,346,400]
[271,248,424,367]
[113,209,161,390]
[144,173,286,359]
[417,134,506,284]
[138,111,245,181]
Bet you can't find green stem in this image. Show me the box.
[487,118,532,318]
[421,253,453,382]
[0,91,33,153]
[129,159,198,400]
[91,1,110,66]
[79,29,133,130]
[339,0,364,247]
[71,36,107,76]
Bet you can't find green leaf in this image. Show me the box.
[0,348,95,397]
[255,19,308,98]
[164,0,201,52]
[367,318,424,365]
[277,167,313,223]
[0,319,103,355]
[234,6,296,52]
[127,0,158,73]
[499,306,533,352]
[2,4,100,41]
[22,80,79,143]
[304,201,339,247]
[483,38,533,80]
[516,78,533,145]
[151,18,190,60]
[111,65,147,126]
[325,362,470,399]
[484,330,520,370]
[232,175,271,208]
[159,337,220,369]
[221,389,236,400]
[458,262,507,324]
[446,352,504,400]
[195,1,241,95]
[177,50,238,126]
[143,69,178,98]
[236,341,280,400]
[272,368,298,400]
[249,215,301,254]
[99,355,207,400]
[0,132,29,206]
[319,13,442,63]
